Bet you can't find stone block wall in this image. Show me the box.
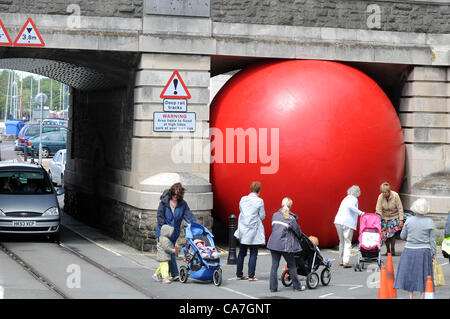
[399,66,449,238]
[0,0,143,18]
[211,0,450,34]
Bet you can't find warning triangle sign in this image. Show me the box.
[13,18,45,47]
[160,70,191,99]
[0,19,12,46]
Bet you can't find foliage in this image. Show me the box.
[0,70,69,120]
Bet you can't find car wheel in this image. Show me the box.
[42,147,50,158]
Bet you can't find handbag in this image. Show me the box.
[433,259,445,287]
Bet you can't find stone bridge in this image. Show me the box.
[0,0,448,250]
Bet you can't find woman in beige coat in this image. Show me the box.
[376,182,404,256]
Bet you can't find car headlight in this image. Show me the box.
[0,209,5,216]
[42,207,59,216]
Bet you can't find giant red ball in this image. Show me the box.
[210,60,405,247]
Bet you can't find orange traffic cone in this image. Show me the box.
[424,275,434,299]
[377,265,391,299]
[386,253,397,298]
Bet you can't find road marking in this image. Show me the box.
[219,286,257,299]
[349,285,364,290]
[319,293,334,298]
[334,283,366,290]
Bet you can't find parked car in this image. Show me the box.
[0,162,62,242]
[15,124,68,152]
[42,119,68,127]
[48,149,66,186]
[26,130,67,158]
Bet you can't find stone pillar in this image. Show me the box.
[130,52,213,250]
[399,66,450,237]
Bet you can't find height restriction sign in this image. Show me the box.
[13,18,45,47]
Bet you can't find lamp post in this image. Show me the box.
[35,93,47,165]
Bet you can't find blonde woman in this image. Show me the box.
[267,197,305,292]
[376,182,404,256]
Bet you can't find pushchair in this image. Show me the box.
[179,222,223,286]
[354,212,382,272]
[281,233,332,289]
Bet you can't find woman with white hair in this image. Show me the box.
[267,197,305,292]
[394,198,436,299]
[334,185,365,268]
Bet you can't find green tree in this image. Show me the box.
[0,70,69,120]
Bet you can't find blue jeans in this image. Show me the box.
[169,239,178,277]
[236,244,258,279]
[270,250,301,291]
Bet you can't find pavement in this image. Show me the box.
[59,208,450,299]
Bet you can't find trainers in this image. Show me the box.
[163,278,171,284]
[171,275,180,282]
[152,274,161,282]
[295,285,306,291]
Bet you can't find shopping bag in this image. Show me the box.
[433,259,445,287]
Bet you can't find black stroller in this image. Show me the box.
[280,233,331,289]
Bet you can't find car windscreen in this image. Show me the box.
[0,171,53,194]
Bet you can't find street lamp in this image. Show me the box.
[35,92,47,165]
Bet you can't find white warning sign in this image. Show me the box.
[153,112,196,132]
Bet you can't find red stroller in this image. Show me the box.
[354,213,382,272]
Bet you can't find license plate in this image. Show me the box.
[12,221,36,227]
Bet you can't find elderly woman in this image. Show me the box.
[234,181,266,281]
[334,185,365,268]
[376,182,404,256]
[267,197,305,292]
[394,198,436,299]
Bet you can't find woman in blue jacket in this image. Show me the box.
[267,197,305,292]
[156,183,196,281]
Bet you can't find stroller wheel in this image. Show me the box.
[320,268,331,286]
[213,268,222,286]
[179,266,189,283]
[306,272,319,289]
[280,269,293,287]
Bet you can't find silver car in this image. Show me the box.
[0,162,63,242]
[48,149,66,186]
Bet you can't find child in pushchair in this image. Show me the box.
[281,233,332,289]
[179,222,222,286]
